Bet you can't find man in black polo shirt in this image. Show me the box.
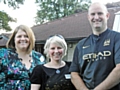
[69,2,120,90]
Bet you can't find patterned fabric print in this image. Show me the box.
[0,48,8,86]
[44,64,75,90]
[45,76,73,90]
[0,48,45,90]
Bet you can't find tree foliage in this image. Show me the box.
[35,0,91,24]
[0,0,25,31]
[0,0,24,9]
[0,11,16,31]
[75,1,91,13]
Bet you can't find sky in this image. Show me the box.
[0,0,120,33]
[0,0,37,33]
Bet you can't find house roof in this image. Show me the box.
[0,7,120,46]
[0,33,10,47]
[32,7,120,44]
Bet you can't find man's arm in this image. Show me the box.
[94,64,120,90]
[71,72,89,90]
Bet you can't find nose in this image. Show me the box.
[54,48,59,52]
[94,14,99,19]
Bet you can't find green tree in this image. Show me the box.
[0,0,25,31]
[75,0,91,13]
[35,0,91,24]
[0,11,16,31]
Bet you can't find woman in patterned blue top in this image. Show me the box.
[0,25,45,90]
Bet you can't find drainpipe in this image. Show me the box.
[113,11,120,32]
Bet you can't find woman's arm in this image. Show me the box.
[0,48,8,86]
[31,84,41,90]
[30,65,43,90]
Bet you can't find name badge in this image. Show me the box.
[65,74,71,79]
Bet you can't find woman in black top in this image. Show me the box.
[30,35,76,90]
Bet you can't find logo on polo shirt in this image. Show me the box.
[83,51,111,62]
[82,45,90,49]
[104,39,110,46]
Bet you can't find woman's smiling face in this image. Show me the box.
[14,29,30,51]
[49,43,64,61]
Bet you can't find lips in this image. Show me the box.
[52,52,63,59]
[92,18,102,23]
[54,53,61,57]
[19,41,28,44]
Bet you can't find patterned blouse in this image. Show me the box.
[0,48,45,90]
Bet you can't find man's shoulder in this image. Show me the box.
[77,36,91,46]
[108,29,120,35]
[107,29,120,39]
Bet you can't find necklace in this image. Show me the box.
[55,61,64,74]
[19,54,32,63]
[48,61,64,74]
[56,69,60,74]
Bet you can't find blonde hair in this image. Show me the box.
[6,25,35,53]
[44,35,67,59]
